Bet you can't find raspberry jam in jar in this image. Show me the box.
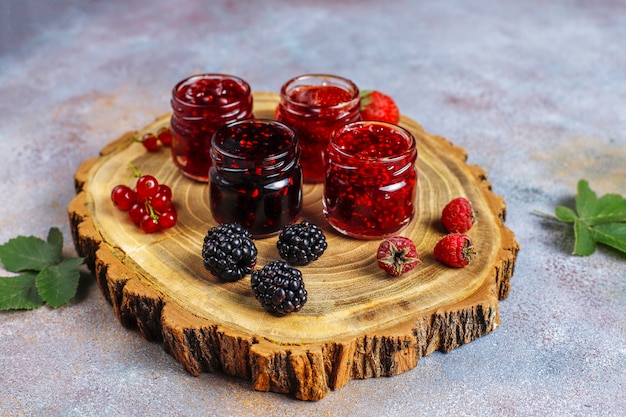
[323,121,418,239]
[276,74,361,183]
[209,119,303,238]
[170,74,253,182]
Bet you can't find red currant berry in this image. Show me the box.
[135,175,159,200]
[151,192,172,213]
[141,133,159,152]
[111,185,136,210]
[140,214,161,233]
[158,208,177,229]
[157,127,172,146]
[128,202,148,224]
[157,184,172,200]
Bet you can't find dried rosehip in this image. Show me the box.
[376,236,421,277]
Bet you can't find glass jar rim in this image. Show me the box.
[211,119,299,166]
[329,121,417,164]
[171,73,252,109]
[279,73,360,110]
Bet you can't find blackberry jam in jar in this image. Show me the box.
[323,121,418,239]
[276,74,361,183]
[170,74,253,182]
[209,119,303,238]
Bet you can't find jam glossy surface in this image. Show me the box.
[323,122,417,239]
[276,75,361,183]
[170,74,253,181]
[210,120,302,238]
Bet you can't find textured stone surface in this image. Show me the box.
[1,0,624,415]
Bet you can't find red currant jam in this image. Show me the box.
[323,121,418,239]
[170,74,253,182]
[276,74,361,183]
[209,119,303,238]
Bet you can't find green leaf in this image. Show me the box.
[543,180,626,257]
[575,179,626,225]
[592,223,626,253]
[555,206,577,223]
[586,193,626,225]
[35,257,84,308]
[0,235,57,272]
[575,179,598,219]
[573,219,597,256]
[0,272,44,310]
[47,227,64,264]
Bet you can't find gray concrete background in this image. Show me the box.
[1,0,624,415]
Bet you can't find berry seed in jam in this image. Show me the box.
[170,74,253,182]
[276,74,361,183]
[209,119,303,238]
[323,121,418,239]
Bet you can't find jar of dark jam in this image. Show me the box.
[209,119,303,238]
[170,74,253,182]
[276,74,361,183]
[323,121,418,239]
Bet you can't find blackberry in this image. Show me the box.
[202,223,257,282]
[276,221,328,266]
[251,260,307,316]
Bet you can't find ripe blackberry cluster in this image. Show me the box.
[276,221,328,266]
[202,224,258,282]
[250,260,307,316]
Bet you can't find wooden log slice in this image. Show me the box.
[68,92,519,401]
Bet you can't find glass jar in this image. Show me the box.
[170,74,253,182]
[209,119,303,238]
[276,74,361,183]
[323,121,418,239]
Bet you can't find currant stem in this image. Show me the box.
[128,162,143,178]
[145,201,160,220]
[532,209,559,221]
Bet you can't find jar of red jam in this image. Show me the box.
[209,119,303,238]
[170,74,253,182]
[323,121,418,239]
[276,74,361,183]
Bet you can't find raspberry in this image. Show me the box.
[251,260,307,316]
[202,224,257,282]
[433,233,476,268]
[376,236,421,277]
[441,197,476,233]
[360,90,400,124]
[276,221,328,266]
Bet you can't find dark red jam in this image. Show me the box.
[209,119,303,238]
[170,74,253,182]
[323,121,418,239]
[276,74,361,183]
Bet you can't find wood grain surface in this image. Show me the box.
[68,92,519,401]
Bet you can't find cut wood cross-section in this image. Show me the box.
[68,92,519,401]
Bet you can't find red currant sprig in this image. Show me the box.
[110,163,178,233]
[136,126,173,152]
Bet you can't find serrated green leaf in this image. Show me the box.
[0,235,57,272]
[575,179,598,219]
[0,272,44,310]
[584,193,626,225]
[574,179,626,225]
[555,206,577,223]
[47,227,64,264]
[573,219,597,256]
[36,257,84,308]
[592,223,626,254]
